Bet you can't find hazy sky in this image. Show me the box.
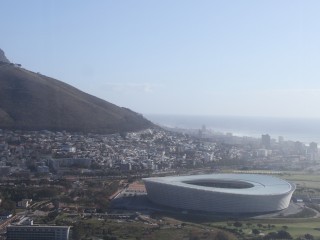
[2,1,320,118]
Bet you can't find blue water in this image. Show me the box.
[146,114,320,144]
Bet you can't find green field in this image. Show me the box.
[69,217,237,240]
[283,173,320,182]
[210,219,320,239]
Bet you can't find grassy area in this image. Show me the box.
[225,170,320,190]
[70,217,237,240]
[210,219,320,239]
[281,172,320,189]
[281,172,320,181]
[66,214,320,239]
[285,221,320,238]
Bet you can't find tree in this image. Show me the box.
[252,229,260,235]
[263,230,292,240]
[215,232,230,240]
[233,221,243,227]
[305,234,314,240]
[277,230,292,239]
[263,232,278,240]
[246,222,252,227]
[0,199,16,213]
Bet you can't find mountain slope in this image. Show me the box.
[0,49,10,63]
[0,63,153,133]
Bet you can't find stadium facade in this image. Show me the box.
[143,174,295,213]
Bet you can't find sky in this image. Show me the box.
[2,0,320,118]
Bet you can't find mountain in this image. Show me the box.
[0,48,10,63]
[0,51,153,133]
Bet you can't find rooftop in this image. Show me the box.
[143,174,295,196]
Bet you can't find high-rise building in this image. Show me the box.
[308,142,319,161]
[294,141,305,155]
[309,142,318,153]
[261,134,271,149]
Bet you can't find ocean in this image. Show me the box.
[146,114,320,144]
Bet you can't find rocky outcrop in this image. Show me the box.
[0,48,10,63]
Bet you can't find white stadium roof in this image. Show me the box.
[143,174,295,213]
[144,174,294,196]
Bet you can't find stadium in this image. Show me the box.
[143,174,295,213]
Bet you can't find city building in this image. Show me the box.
[261,134,271,149]
[308,142,319,161]
[144,174,295,213]
[6,225,70,240]
[17,199,32,209]
[278,136,284,144]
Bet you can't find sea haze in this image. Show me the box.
[146,114,320,144]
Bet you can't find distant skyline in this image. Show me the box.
[2,1,320,118]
